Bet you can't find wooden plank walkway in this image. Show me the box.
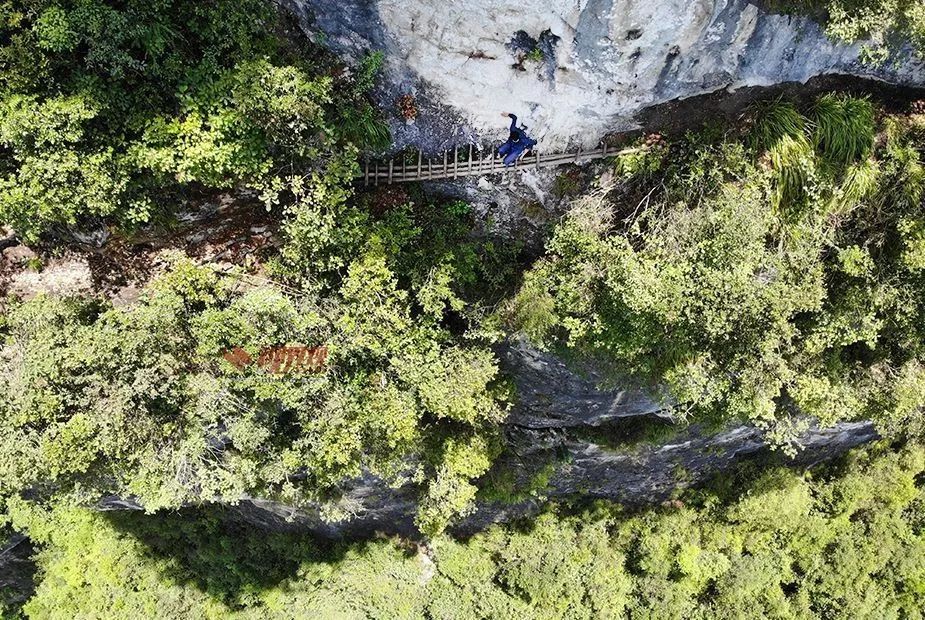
[360,143,638,186]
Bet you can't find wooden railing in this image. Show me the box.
[359,142,637,186]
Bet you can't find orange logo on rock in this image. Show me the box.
[222,345,328,374]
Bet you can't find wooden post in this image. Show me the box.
[428,158,433,180]
[443,150,448,178]
[468,145,473,176]
[374,162,379,187]
[417,150,422,180]
[364,160,369,187]
[388,159,394,185]
[535,150,540,167]
[602,142,607,158]
[575,146,581,163]
[454,148,458,179]
[402,152,407,178]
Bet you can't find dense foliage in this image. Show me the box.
[0,0,388,240]
[504,95,925,448]
[4,442,924,619]
[2,1,924,613]
[793,0,925,63]
[0,186,515,535]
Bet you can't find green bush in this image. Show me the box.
[504,95,925,447]
[8,442,925,619]
[821,0,925,63]
[0,0,388,240]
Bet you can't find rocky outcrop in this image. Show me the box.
[0,534,35,610]
[126,340,877,540]
[284,0,925,152]
[93,340,880,540]
[501,339,669,428]
[178,417,877,540]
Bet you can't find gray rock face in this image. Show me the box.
[283,0,925,152]
[0,535,35,608]
[164,339,876,539]
[501,339,669,428]
[198,418,878,539]
[92,340,880,539]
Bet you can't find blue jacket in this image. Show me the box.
[499,114,537,166]
[507,114,536,147]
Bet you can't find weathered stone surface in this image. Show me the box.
[500,338,669,428]
[171,418,877,540]
[92,336,880,540]
[0,535,35,608]
[284,0,925,151]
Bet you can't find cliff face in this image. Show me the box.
[149,342,878,540]
[215,416,878,540]
[284,0,925,151]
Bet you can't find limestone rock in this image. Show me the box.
[284,0,925,151]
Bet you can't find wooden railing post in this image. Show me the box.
[355,141,637,185]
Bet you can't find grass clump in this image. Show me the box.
[812,93,875,164]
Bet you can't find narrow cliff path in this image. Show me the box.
[360,143,641,185]
[360,74,925,186]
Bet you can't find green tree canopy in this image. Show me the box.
[503,96,925,447]
[0,0,388,240]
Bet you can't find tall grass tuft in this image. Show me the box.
[830,159,880,215]
[811,94,875,165]
[768,133,816,212]
[750,98,807,151]
[339,103,392,152]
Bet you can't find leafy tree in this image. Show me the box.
[503,95,925,447]
[0,0,387,240]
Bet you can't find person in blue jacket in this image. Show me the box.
[498,113,537,166]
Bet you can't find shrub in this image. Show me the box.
[504,94,925,446]
[9,443,925,619]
